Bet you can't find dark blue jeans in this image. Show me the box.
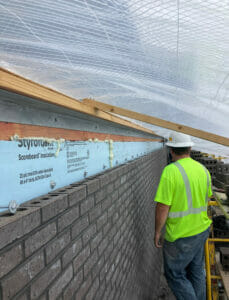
[163,227,210,300]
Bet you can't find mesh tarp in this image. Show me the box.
[0,0,228,158]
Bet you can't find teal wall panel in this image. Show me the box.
[0,139,162,211]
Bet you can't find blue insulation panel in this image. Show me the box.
[0,139,162,211]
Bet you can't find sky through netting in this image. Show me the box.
[0,0,229,158]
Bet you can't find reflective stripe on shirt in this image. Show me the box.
[168,161,210,218]
[202,165,210,204]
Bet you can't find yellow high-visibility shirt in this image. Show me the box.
[154,157,212,242]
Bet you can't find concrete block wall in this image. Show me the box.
[0,148,167,300]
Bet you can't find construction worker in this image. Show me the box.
[154,132,212,300]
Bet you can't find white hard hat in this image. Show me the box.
[166,132,194,147]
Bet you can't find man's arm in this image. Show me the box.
[154,202,170,248]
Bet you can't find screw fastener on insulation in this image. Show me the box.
[50,181,56,189]
[0,200,19,214]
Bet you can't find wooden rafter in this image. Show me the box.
[0,68,158,137]
[82,99,229,147]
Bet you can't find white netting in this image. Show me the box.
[0,0,229,158]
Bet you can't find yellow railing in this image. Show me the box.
[206,195,229,300]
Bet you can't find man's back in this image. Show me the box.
[154,157,212,242]
[154,133,211,300]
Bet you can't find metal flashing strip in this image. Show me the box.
[0,89,161,140]
[0,68,159,137]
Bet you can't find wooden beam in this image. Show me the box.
[0,121,162,142]
[82,98,229,147]
[0,68,158,137]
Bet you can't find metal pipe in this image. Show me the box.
[205,239,212,300]
[211,275,221,280]
[208,200,218,206]
[208,238,229,242]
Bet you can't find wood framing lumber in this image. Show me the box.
[0,68,158,137]
[82,99,229,147]
[0,122,162,142]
